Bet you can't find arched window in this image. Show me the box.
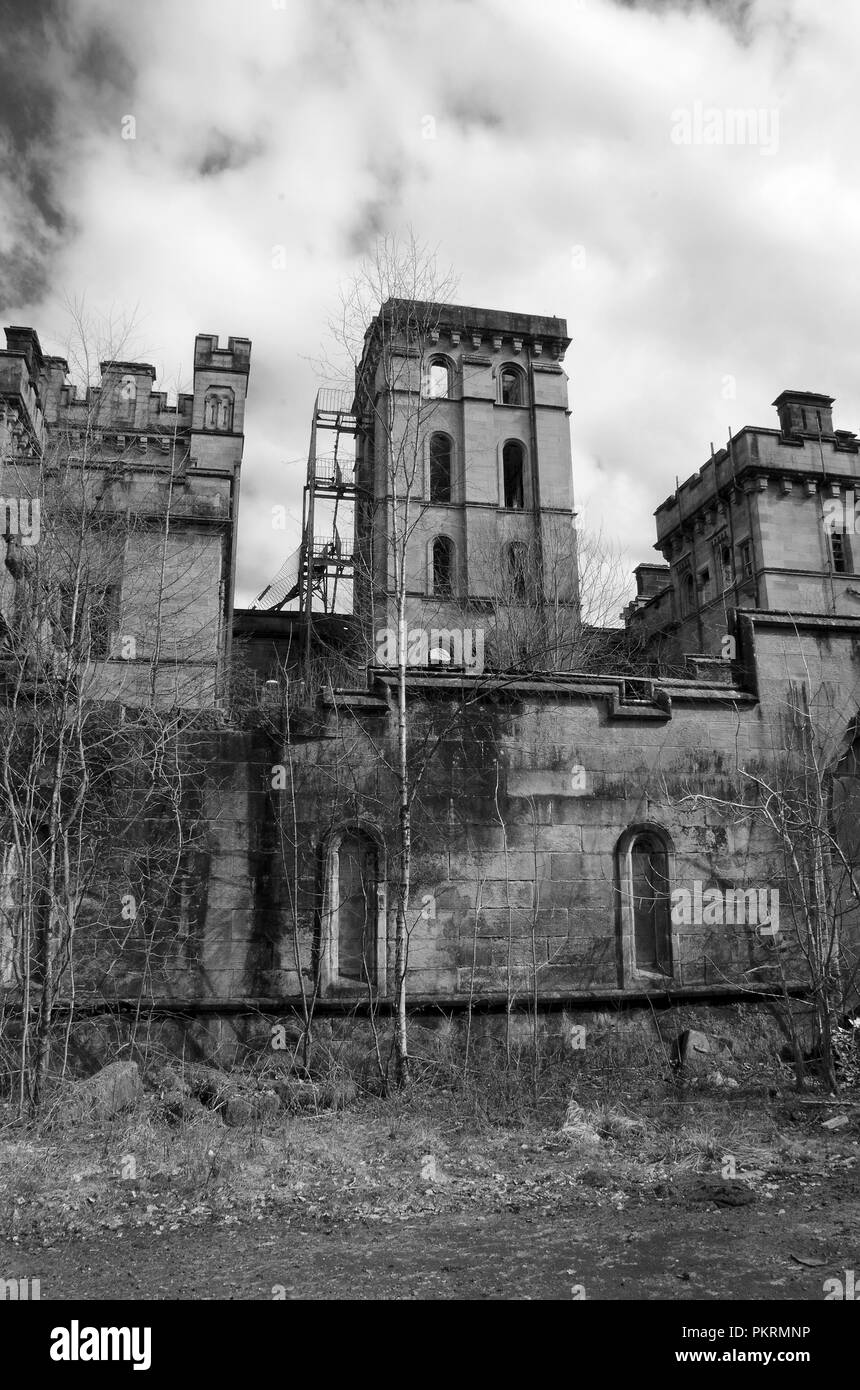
[429,434,452,503]
[680,570,694,615]
[427,359,450,399]
[503,441,525,509]
[321,826,385,992]
[335,831,377,983]
[617,827,674,982]
[432,536,454,596]
[204,389,233,431]
[629,834,672,974]
[507,540,528,602]
[499,366,525,406]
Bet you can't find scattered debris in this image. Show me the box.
[560,1100,602,1146]
[60,1061,142,1124]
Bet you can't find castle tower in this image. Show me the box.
[0,325,251,707]
[626,388,860,661]
[353,300,578,669]
[190,334,252,472]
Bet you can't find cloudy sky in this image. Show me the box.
[1,0,857,607]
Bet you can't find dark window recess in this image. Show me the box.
[59,585,120,658]
[429,434,452,502]
[432,536,454,595]
[630,836,672,974]
[739,540,753,578]
[337,833,377,984]
[680,571,694,615]
[720,544,733,588]
[507,541,528,601]
[831,531,849,574]
[503,441,525,509]
[500,369,523,406]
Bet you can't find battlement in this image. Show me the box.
[99,360,157,381]
[194,334,252,375]
[371,299,571,356]
[653,392,860,548]
[2,326,251,459]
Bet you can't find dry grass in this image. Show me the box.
[0,1032,853,1244]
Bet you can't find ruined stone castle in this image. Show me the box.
[1,306,857,1054]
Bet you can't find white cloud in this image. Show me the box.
[4,0,860,606]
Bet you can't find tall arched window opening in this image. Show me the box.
[432,536,454,595]
[335,831,378,985]
[429,434,452,503]
[500,367,524,406]
[628,833,672,975]
[507,541,528,602]
[503,441,525,509]
[427,360,450,399]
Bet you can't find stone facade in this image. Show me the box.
[2,308,859,1033]
[188,618,858,1012]
[625,388,860,664]
[353,300,579,662]
[0,325,249,706]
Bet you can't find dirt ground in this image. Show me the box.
[3,1180,859,1300]
[2,1079,858,1300]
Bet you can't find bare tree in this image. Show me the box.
[670,672,860,1092]
[321,233,458,1083]
[0,309,224,1111]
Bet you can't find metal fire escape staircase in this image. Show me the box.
[251,388,358,618]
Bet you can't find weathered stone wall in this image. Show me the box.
[181,625,860,1008]
[12,612,856,1020]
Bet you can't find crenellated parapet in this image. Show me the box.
[1,326,252,477]
[628,387,860,660]
[190,333,251,471]
[0,322,251,709]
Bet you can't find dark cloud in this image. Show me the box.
[344,160,406,256]
[612,0,759,41]
[445,100,506,135]
[195,131,265,179]
[73,25,135,97]
[0,0,68,231]
[0,0,136,306]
